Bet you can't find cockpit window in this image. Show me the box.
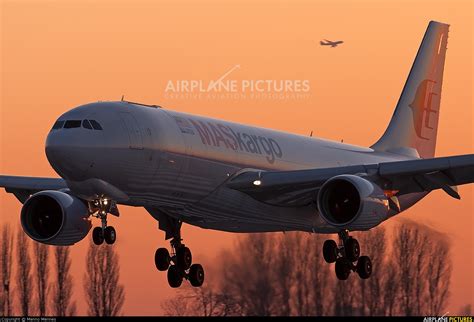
[53,119,102,130]
[82,120,93,130]
[52,120,65,130]
[64,120,82,128]
[89,120,103,130]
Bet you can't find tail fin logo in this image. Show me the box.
[409,79,438,140]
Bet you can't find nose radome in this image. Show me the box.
[46,129,87,181]
[45,119,102,182]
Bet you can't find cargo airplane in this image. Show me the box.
[1,21,473,288]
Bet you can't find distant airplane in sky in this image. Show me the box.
[320,39,344,47]
[1,21,473,289]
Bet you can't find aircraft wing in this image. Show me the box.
[226,154,474,207]
[0,175,67,203]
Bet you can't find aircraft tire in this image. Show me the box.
[155,248,170,271]
[104,226,116,244]
[176,246,192,270]
[323,240,338,263]
[167,265,183,288]
[335,258,351,280]
[356,256,372,279]
[189,264,205,287]
[344,237,360,262]
[92,227,104,245]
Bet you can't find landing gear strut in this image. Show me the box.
[90,197,117,245]
[323,230,372,280]
[154,221,205,288]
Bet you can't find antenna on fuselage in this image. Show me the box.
[121,95,125,101]
[310,130,313,137]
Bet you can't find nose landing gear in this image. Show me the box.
[323,230,372,280]
[90,197,118,245]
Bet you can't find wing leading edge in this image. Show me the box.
[0,175,67,203]
[226,154,474,207]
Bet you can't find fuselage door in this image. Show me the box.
[120,112,144,149]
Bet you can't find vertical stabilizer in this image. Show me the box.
[371,21,449,158]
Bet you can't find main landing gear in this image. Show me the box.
[154,232,204,288]
[323,230,372,280]
[90,197,118,245]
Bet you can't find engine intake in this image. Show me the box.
[21,190,91,245]
[317,175,390,230]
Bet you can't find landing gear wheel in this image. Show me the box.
[323,240,338,263]
[335,258,351,280]
[155,248,170,271]
[356,256,372,279]
[189,264,205,287]
[104,226,116,245]
[176,246,192,270]
[167,265,183,288]
[344,237,360,262]
[92,227,104,245]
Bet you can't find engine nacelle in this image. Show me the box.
[317,175,390,230]
[21,190,92,245]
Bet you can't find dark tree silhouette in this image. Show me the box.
[333,268,358,316]
[84,241,125,316]
[392,224,418,316]
[161,290,193,316]
[381,264,399,316]
[286,232,332,316]
[17,228,32,316]
[307,234,332,316]
[162,284,224,316]
[222,233,276,316]
[391,221,452,316]
[292,233,314,315]
[426,235,452,315]
[34,243,50,316]
[1,224,14,315]
[53,246,76,316]
[192,286,222,316]
[355,228,388,316]
[273,233,293,316]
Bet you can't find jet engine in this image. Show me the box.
[21,190,91,245]
[317,175,390,230]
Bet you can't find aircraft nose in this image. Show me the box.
[45,119,102,181]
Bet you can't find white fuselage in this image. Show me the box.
[45,101,422,233]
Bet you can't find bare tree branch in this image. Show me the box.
[1,224,14,316]
[356,227,387,316]
[16,228,32,316]
[53,246,76,316]
[84,240,125,316]
[34,243,49,316]
[426,237,451,315]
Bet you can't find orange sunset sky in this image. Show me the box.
[1,0,473,315]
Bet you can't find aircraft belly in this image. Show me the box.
[123,153,241,208]
[179,185,334,233]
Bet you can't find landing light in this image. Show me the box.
[253,180,262,186]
